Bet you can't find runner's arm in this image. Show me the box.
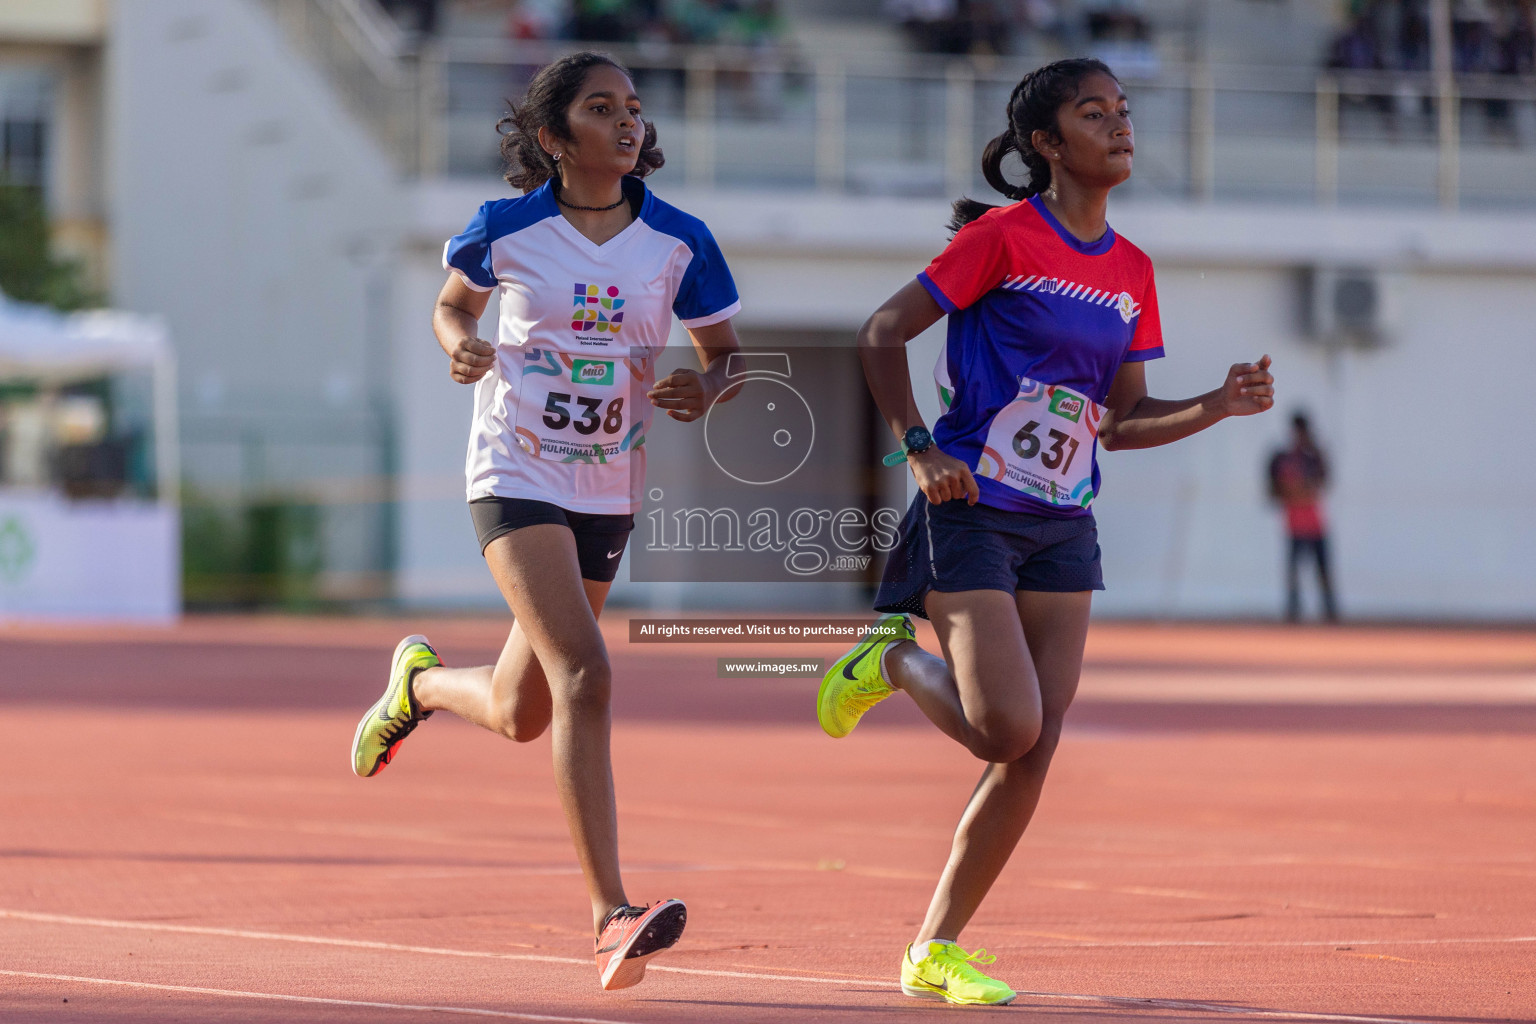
[1098,355,1274,451]
[647,317,742,422]
[857,280,979,505]
[433,274,495,384]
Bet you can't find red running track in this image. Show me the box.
[1,615,1533,1023]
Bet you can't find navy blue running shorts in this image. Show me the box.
[469,497,634,583]
[873,495,1104,619]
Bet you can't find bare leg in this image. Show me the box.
[1315,537,1339,622]
[915,590,1092,945]
[885,589,1042,763]
[413,575,611,743]
[417,524,625,933]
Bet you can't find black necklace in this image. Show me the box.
[557,192,627,212]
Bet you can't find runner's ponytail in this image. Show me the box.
[948,58,1117,234]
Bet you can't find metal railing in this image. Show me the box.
[264,5,1536,208]
[263,0,423,171]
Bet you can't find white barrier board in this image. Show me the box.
[0,492,180,622]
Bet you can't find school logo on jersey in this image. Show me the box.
[571,358,614,386]
[1115,291,1139,324]
[573,283,625,333]
[1048,389,1084,423]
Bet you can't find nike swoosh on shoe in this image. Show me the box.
[842,644,877,681]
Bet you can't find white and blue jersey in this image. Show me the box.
[443,176,740,513]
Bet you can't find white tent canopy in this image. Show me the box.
[0,300,169,370]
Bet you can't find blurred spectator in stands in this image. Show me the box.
[570,0,654,42]
[886,0,969,54]
[884,0,1015,56]
[1268,413,1338,623]
[723,0,790,117]
[1454,0,1501,72]
[1454,1,1512,130]
[1324,0,1535,140]
[1019,0,1069,50]
[1328,11,1384,73]
[1084,0,1157,76]
[380,0,442,39]
[670,0,732,44]
[1386,1,1433,131]
[1504,2,1536,73]
[505,0,570,40]
[1327,8,1390,120]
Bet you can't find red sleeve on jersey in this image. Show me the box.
[916,216,1008,314]
[1123,268,1165,362]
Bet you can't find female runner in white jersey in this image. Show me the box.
[816,58,1275,1005]
[348,52,742,992]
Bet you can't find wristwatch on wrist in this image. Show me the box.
[901,425,934,458]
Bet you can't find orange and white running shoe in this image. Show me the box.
[594,899,687,990]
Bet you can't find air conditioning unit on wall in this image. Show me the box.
[1302,267,1394,349]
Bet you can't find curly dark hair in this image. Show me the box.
[498,52,664,194]
[949,58,1117,234]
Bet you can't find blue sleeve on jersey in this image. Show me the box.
[916,271,958,314]
[673,224,740,325]
[443,203,497,291]
[1122,344,1165,362]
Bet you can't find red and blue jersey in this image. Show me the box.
[917,196,1164,517]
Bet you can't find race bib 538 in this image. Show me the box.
[514,348,647,463]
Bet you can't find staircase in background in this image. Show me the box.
[258,0,424,174]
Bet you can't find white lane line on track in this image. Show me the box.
[1016,990,1430,1024]
[0,909,1518,1023]
[6,907,1531,957]
[1017,935,1536,949]
[0,970,640,1024]
[0,909,893,987]
[0,969,1435,1024]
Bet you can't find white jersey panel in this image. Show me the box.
[445,181,739,515]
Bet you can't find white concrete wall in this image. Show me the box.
[107,0,405,595]
[403,183,1536,619]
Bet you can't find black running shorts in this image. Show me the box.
[874,495,1104,618]
[468,497,634,583]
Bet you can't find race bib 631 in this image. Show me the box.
[975,378,1104,508]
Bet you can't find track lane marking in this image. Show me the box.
[0,909,892,987]
[0,970,641,1023]
[4,908,1527,1023]
[1001,935,1536,949]
[1013,989,1433,1024]
[1027,878,1433,918]
[6,907,1533,957]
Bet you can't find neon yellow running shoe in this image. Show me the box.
[900,942,1017,1006]
[351,634,440,778]
[815,613,915,738]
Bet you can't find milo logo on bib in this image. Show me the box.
[977,377,1106,509]
[572,359,614,386]
[1048,390,1084,423]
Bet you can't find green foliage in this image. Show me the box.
[0,183,101,311]
[181,485,323,609]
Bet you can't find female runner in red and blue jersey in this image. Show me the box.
[816,58,1275,1006]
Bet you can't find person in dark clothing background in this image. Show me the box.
[1269,412,1338,623]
